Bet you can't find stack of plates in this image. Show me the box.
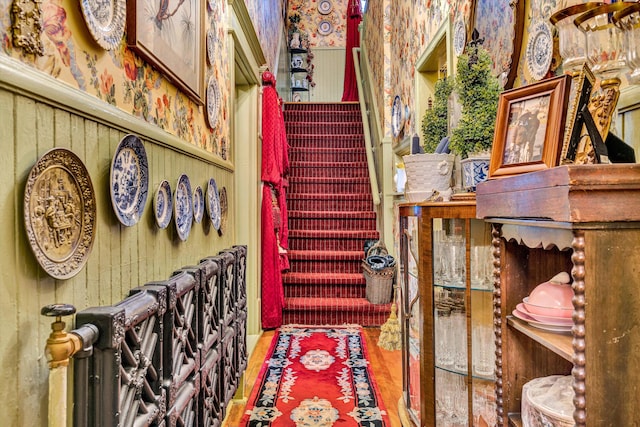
[512,302,572,333]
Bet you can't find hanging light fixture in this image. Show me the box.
[549,2,603,74]
[614,3,640,85]
[574,2,634,88]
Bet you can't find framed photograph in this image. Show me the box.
[560,64,595,164]
[127,0,205,105]
[489,74,572,178]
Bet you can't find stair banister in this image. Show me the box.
[353,46,381,206]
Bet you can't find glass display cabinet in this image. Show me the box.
[398,200,496,427]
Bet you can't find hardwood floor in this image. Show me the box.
[222,327,404,427]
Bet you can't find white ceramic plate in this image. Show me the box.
[79,0,126,50]
[207,178,221,231]
[206,76,221,129]
[193,185,204,223]
[154,180,172,229]
[318,20,333,36]
[526,20,553,81]
[391,95,403,137]
[174,174,193,241]
[110,134,149,227]
[318,0,333,15]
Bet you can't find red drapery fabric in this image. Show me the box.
[260,71,289,329]
[341,0,362,102]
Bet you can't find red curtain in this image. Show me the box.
[260,72,289,329]
[341,0,362,102]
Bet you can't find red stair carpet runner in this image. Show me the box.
[241,325,390,426]
[282,102,391,326]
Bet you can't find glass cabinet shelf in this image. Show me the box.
[398,200,496,427]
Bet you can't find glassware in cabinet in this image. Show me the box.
[398,201,496,427]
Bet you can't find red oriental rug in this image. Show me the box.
[241,325,390,426]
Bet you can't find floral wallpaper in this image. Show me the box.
[361,1,388,137]
[287,0,348,48]
[245,0,286,70]
[385,0,453,142]
[1,0,230,158]
[361,0,563,144]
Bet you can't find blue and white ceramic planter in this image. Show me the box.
[461,155,490,191]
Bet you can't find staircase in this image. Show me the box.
[282,102,391,326]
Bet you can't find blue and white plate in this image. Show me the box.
[318,0,333,15]
[206,178,221,231]
[79,0,125,50]
[391,95,403,138]
[110,134,149,226]
[174,174,193,241]
[154,180,172,229]
[318,20,333,36]
[206,76,221,129]
[526,20,553,81]
[219,186,228,235]
[193,185,204,223]
[453,19,466,56]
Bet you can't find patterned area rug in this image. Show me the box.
[241,325,390,426]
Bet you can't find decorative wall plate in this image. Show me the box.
[79,0,126,50]
[207,29,216,66]
[218,186,228,235]
[391,95,403,137]
[110,134,149,227]
[206,178,221,231]
[318,0,333,15]
[318,20,334,36]
[206,75,221,129]
[23,148,96,280]
[174,174,193,241]
[404,105,411,130]
[526,20,553,81]
[154,180,172,229]
[193,185,204,223]
[453,19,466,56]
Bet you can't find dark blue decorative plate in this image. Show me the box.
[154,180,172,229]
[174,174,193,241]
[193,185,204,223]
[110,134,148,226]
[206,178,221,231]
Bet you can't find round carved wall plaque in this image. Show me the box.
[24,148,96,280]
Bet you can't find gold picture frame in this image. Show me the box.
[127,0,205,105]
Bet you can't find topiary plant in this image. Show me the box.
[421,77,453,153]
[449,36,501,159]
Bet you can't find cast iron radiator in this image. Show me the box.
[72,246,248,427]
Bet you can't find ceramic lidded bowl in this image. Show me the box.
[523,272,574,318]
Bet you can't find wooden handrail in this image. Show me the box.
[352,47,381,206]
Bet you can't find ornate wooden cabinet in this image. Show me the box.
[476,165,640,426]
[398,200,496,426]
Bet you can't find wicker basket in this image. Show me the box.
[362,261,394,304]
[403,153,455,202]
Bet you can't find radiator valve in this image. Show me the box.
[42,304,82,369]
